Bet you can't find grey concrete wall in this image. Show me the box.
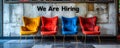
[99,3,116,35]
[3,3,116,36]
[4,4,23,36]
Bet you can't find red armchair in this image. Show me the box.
[79,16,101,43]
[41,16,58,36]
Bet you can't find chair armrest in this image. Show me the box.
[53,26,57,31]
[21,26,27,31]
[62,26,64,31]
[94,26,100,31]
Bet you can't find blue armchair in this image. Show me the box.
[62,16,78,35]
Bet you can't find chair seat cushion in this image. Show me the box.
[41,31,56,36]
[63,25,77,31]
[83,31,100,35]
[62,31,77,35]
[41,26,57,31]
[20,30,37,35]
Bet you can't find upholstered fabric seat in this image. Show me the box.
[79,16,100,35]
[79,16,101,43]
[41,16,58,36]
[62,16,78,35]
[41,26,57,35]
[20,16,40,35]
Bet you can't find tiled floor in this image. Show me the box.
[2,40,94,48]
[0,39,120,48]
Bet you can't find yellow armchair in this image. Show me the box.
[20,16,40,35]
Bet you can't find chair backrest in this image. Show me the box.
[23,16,40,30]
[79,16,97,31]
[41,16,58,26]
[62,16,77,26]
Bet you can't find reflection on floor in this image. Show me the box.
[3,40,94,48]
[0,39,120,48]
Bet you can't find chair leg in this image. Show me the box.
[35,35,37,42]
[33,35,35,45]
[63,35,65,47]
[19,35,21,43]
[53,35,56,48]
[82,36,83,41]
[25,35,27,40]
[75,35,78,42]
[19,35,22,48]
[84,35,86,44]
[98,35,101,44]
[75,35,78,48]
[54,35,56,43]
[41,36,43,44]
[84,35,86,48]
